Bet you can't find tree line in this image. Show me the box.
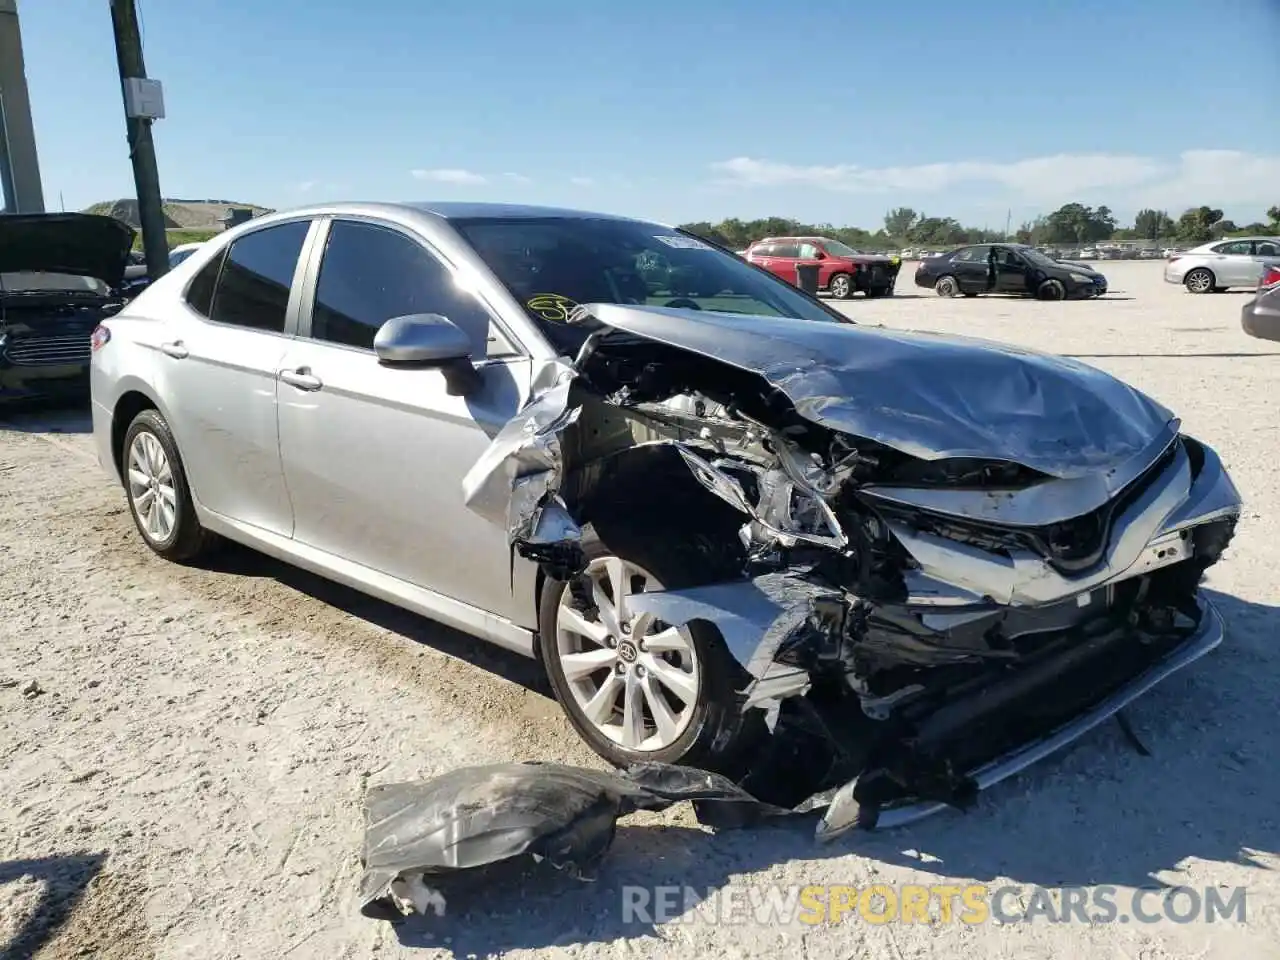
[678,204,1280,253]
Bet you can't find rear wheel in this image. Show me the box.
[935,275,959,297]
[539,533,763,774]
[1184,268,1214,294]
[828,272,853,299]
[121,409,215,562]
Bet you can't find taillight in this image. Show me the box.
[90,324,111,351]
[1263,265,1280,288]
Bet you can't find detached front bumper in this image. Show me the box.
[828,596,1223,833]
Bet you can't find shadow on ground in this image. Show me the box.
[0,854,105,960]
[0,401,93,435]
[200,541,549,694]
[383,588,1279,956]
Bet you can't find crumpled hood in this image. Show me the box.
[582,303,1175,479]
[0,213,136,286]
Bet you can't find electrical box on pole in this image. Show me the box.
[123,77,165,120]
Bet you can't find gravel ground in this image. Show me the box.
[2,262,1277,959]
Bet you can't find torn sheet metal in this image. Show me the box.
[358,761,789,920]
[580,303,1175,479]
[626,571,843,703]
[461,372,583,545]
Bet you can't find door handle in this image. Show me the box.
[159,340,189,359]
[278,367,323,391]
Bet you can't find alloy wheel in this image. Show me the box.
[1185,269,1213,294]
[829,275,851,298]
[127,431,177,543]
[555,556,700,751]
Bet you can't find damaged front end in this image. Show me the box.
[462,303,1242,834]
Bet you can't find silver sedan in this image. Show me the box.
[1164,236,1280,292]
[89,201,1241,826]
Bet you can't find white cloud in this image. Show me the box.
[411,168,489,185]
[710,150,1280,212]
[502,172,533,184]
[295,180,318,192]
[569,176,596,187]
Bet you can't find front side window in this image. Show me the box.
[1215,240,1252,256]
[308,220,500,357]
[1257,240,1280,256]
[453,217,849,355]
[822,240,861,257]
[208,221,310,333]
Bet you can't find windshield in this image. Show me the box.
[0,271,110,296]
[453,217,846,351]
[822,240,861,257]
[1015,247,1063,270]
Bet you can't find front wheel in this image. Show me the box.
[539,538,763,774]
[1036,278,1067,301]
[935,275,959,297]
[828,273,853,299]
[121,408,215,562]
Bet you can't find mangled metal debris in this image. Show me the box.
[458,298,1242,825]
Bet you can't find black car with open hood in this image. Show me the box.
[1,213,136,404]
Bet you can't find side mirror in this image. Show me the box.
[813,251,826,260]
[373,313,480,396]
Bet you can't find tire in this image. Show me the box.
[1036,278,1066,301]
[935,276,959,297]
[828,272,853,300]
[1184,268,1214,294]
[121,408,215,562]
[539,531,763,775]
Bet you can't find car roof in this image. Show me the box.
[251,200,660,225]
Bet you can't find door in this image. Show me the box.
[275,217,531,621]
[1252,239,1280,284]
[1211,239,1254,286]
[994,247,1030,294]
[768,242,801,285]
[157,219,315,535]
[950,246,991,293]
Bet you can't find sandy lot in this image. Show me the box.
[2,261,1278,959]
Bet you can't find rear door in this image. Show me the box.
[156,219,316,535]
[950,246,991,293]
[274,216,532,621]
[769,242,801,285]
[1211,239,1255,286]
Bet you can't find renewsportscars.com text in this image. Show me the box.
[621,883,1248,926]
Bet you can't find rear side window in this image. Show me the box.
[184,249,224,317]
[309,219,498,356]
[773,243,801,258]
[208,221,310,333]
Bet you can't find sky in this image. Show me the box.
[14,0,1280,230]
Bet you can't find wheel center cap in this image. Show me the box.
[617,640,638,663]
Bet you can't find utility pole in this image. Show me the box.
[109,0,168,278]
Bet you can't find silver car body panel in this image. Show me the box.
[858,421,1181,527]
[578,302,1176,478]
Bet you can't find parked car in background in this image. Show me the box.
[1164,237,1280,293]
[89,201,1240,822]
[1241,262,1280,341]
[745,236,899,298]
[121,242,209,298]
[1,212,134,404]
[915,243,1105,300]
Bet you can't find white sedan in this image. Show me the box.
[1164,237,1280,293]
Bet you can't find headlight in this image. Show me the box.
[1069,273,1093,283]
